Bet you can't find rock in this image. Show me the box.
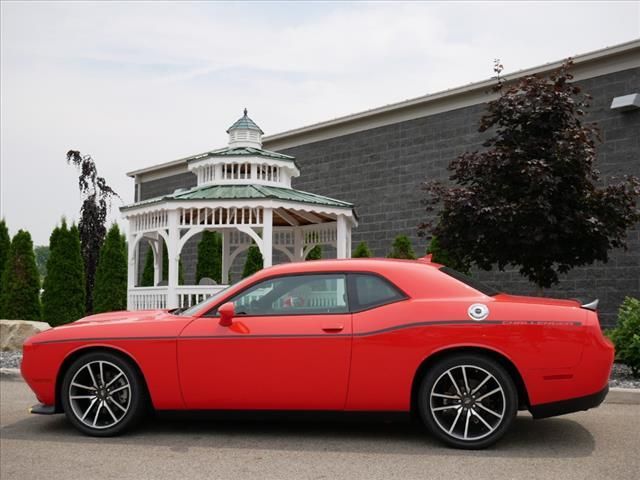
[0,320,51,352]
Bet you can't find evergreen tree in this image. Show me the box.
[242,245,263,278]
[139,243,183,286]
[93,224,127,313]
[352,241,373,258]
[196,231,222,283]
[141,247,155,286]
[306,245,322,261]
[388,235,417,259]
[0,230,41,320]
[0,219,10,295]
[42,222,85,325]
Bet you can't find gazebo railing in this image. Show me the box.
[127,285,228,311]
[177,285,227,309]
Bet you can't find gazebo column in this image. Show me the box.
[166,210,180,309]
[262,207,273,267]
[126,232,138,310]
[336,214,348,259]
[153,236,164,286]
[221,230,231,284]
[293,227,304,261]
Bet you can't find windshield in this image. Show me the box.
[177,286,231,316]
[439,267,500,296]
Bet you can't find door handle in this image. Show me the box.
[321,324,344,333]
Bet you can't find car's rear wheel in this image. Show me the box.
[418,353,517,449]
[61,351,147,436]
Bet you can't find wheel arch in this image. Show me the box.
[410,346,530,414]
[54,345,152,414]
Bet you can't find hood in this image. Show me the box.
[73,309,170,325]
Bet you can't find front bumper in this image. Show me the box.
[29,403,57,415]
[529,385,609,419]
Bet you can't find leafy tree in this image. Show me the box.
[352,241,373,258]
[0,230,41,320]
[242,245,263,278]
[196,231,222,283]
[607,297,640,377]
[426,236,470,274]
[306,245,322,261]
[0,219,10,294]
[42,221,85,325]
[67,150,118,313]
[421,60,640,289]
[93,224,127,313]
[141,247,155,287]
[387,235,416,259]
[34,245,50,280]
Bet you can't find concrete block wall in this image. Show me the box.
[135,68,639,326]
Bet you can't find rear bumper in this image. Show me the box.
[529,385,609,419]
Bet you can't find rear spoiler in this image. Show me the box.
[581,299,599,311]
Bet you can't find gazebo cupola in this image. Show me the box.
[122,109,357,311]
[187,109,299,189]
[227,108,263,148]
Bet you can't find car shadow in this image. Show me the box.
[1,413,594,458]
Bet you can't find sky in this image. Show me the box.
[1,1,639,245]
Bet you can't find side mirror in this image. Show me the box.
[218,302,235,327]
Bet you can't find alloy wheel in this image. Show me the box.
[429,364,506,441]
[68,360,131,430]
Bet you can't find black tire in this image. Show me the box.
[60,351,148,437]
[418,353,517,449]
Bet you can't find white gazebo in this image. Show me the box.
[121,110,357,310]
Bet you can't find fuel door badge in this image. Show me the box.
[468,303,489,321]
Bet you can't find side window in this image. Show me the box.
[229,274,349,315]
[351,274,405,311]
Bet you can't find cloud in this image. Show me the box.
[1,1,638,244]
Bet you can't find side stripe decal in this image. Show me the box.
[32,319,583,345]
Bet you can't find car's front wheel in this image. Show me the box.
[418,353,517,449]
[61,351,147,436]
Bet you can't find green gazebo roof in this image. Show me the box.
[121,184,354,211]
[187,146,297,165]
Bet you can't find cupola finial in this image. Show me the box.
[243,108,248,116]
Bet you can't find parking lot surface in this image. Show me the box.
[1,378,639,480]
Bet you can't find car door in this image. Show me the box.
[177,273,352,410]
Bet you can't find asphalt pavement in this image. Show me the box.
[1,378,639,480]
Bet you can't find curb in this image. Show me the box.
[0,368,21,380]
[606,387,640,405]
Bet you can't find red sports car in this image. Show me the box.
[21,258,613,449]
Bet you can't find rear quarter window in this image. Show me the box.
[350,273,407,311]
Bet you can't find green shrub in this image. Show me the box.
[306,245,322,261]
[42,222,85,325]
[352,241,372,258]
[426,235,471,274]
[0,230,41,320]
[93,224,127,313]
[607,297,640,377]
[196,231,222,283]
[387,235,416,259]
